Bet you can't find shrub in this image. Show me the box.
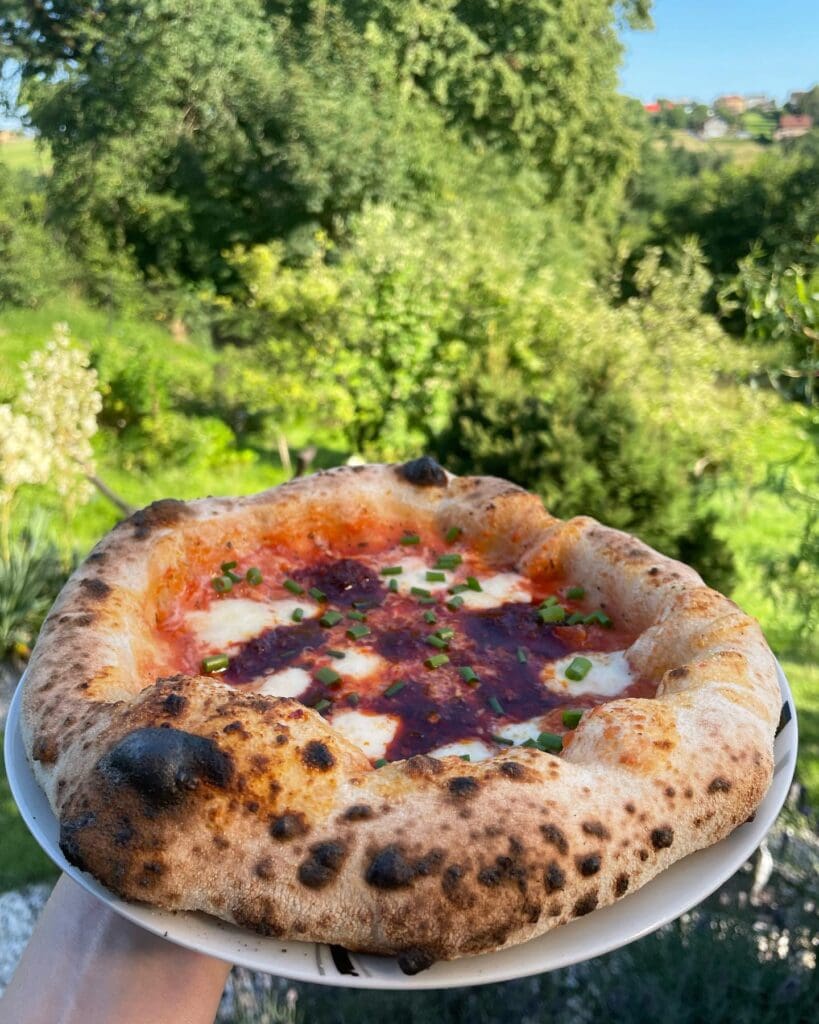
[0,514,73,659]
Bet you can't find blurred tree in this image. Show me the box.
[1,0,651,288]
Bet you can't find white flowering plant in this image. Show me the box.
[0,323,102,560]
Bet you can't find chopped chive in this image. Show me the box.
[308,586,327,601]
[313,698,332,713]
[224,570,243,584]
[491,734,514,746]
[538,604,566,624]
[384,679,406,698]
[212,575,233,594]
[521,738,539,749]
[380,566,403,576]
[411,586,432,598]
[562,709,583,728]
[374,758,389,768]
[315,666,341,686]
[291,607,304,622]
[347,610,367,621]
[446,595,465,611]
[423,610,438,624]
[445,526,462,544]
[327,649,346,659]
[201,653,229,674]
[426,570,446,583]
[220,560,237,571]
[418,596,437,604]
[459,753,471,761]
[488,696,505,715]
[320,610,344,627]
[459,666,480,685]
[388,578,399,593]
[465,576,481,592]
[283,578,304,595]
[436,627,455,640]
[346,692,360,707]
[516,646,528,664]
[435,553,462,570]
[448,583,470,595]
[565,656,593,682]
[425,653,450,669]
[567,613,586,625]
[585,610,613,627]
[566,586,586,600]
[540,595,558,607]
[537,732,564,753]
[426,634,449,649]
[246,567,263,586]
[400,533,421,545]
[347,624,370,640]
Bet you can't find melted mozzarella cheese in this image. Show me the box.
[493,718,545,746]
[329,709,399,759]
[335,647,387,680]
[257,667,311,700]
[428,738,494,762]
[543,650,634,698]
[189,598,318,651]
[458,572,531,610]
[394,557,452,594]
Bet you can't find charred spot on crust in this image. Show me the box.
[499,761,528,780]
[708,777,732,794]
[624,802,636,814]
[615,873,630,897]
[340,804,374,822]
[397,948,436,975]
[667,666,689,681]
[574,892,599,917]
[270,812,308,841]
[59,812,96,872]
[544,862,566,893]
[365,845,417,889]
[582,821,609,839]
[79,577,111,601]
[416,849,445,876]
[129,499,191,540]
[398,457,448,487]
[161,693,187,717]
[477,865,503,887]
[403,754,443,777]
[540,823,569,856]
[297,841,347,889]
[651,826,674,850]
[302,740,335,771]
[442,864,465,899]
[576,854,601,877]
[254,857,275,880]
[32,735,58,765]
[448,776,479,799]
[99,727,233,808]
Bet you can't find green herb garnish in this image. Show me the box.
[315,666,341,686]
[458,666,480,685]
[566,586,585,600]
[319,610,344,628]
[565,656,592,682]
[283,578,304,595]
[291,607,304,622]
[308,586,327,601]
[425,653,450,669]
[212,575,233,594]
[201,653,229,674]
[488,695,505,715]
[562,709,583,729]
[245,567,263,586]
[347,624,370,640]
[384,679,406,698]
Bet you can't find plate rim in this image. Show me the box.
[4,663,798,990]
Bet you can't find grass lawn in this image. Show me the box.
[0,730,57,891]
[0,135,51,176]
[666,130,766,167]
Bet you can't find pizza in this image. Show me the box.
[20,458,781,973]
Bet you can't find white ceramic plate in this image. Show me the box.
[5,665,797,990]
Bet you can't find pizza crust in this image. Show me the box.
[20,459,780,971]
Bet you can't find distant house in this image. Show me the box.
[774,114,813,140]
[715,94,746,115]
[700,116,730,139]
[643,102,661,115]
[745,94,776,113]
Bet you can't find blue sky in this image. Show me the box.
[620,0,819,103]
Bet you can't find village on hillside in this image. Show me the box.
[643,86,816,141]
